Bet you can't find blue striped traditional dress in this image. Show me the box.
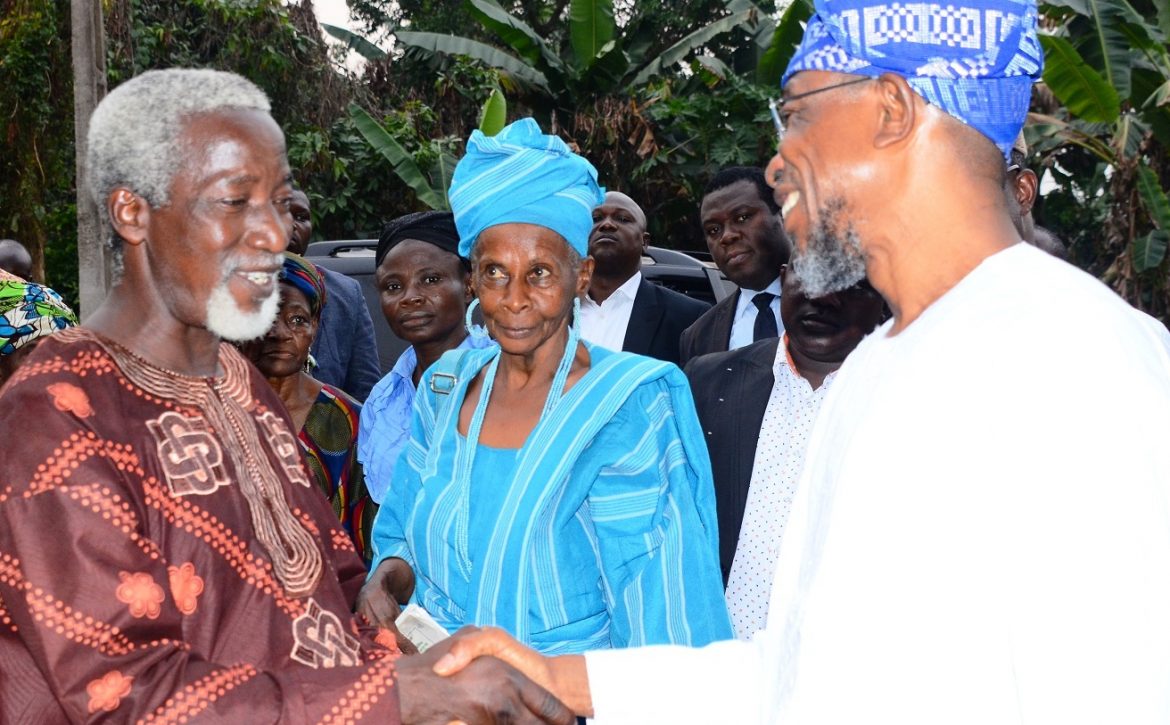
[369,343,733,654]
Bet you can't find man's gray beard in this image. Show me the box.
[205,278,280,342]
[790,199,868,298]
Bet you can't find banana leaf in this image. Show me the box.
[569,0,616,69]
[321,24,387,60]
[1132,230,1169,272]
[397,30,551,94]
[347,103,448,210]
[1039,34,1120,123]
[479,88,507,136]
[630,9,756,88]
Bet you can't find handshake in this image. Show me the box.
[358,558,592,724]
[394,624,591,725]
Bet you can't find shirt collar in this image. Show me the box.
[778,333,839,387]
[390,344,419,382]
[586,271,642,307]
[735,275,783,317]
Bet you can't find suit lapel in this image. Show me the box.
[622,279,659,355]
[717,290,740,349]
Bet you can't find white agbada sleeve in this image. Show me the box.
[585,632,777,724]
[585,245,1170,725]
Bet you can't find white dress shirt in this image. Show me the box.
[579,272,642,352]
[729,277,783,351]
[724,338,836,639]
[584,244,1170,724]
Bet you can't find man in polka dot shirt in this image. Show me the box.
[684,263,885,638]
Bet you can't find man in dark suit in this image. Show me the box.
[288,188,382,401]
[679,167,790,366]
[580,191,709,365]
[685,264,884,638]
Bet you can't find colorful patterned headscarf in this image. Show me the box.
[0,279,78,355]
[280,252,327,318]
[449,118,605,258]
[783,0,1043,159]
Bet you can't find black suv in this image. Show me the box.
[306,240,730,372]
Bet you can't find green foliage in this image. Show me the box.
[0,0,78,305]
[613,67,776,248]
[1132,230,1169,272]
[479,88,508,135]
[383,0,764,130]
[628,8,758,87]
[105,0,342,129]
[397,30,552,93]
[348,103,451,210]
[1039,34,1120,122]
[569,0,615,68]
[1032,2,1170,320]
[321,23,387,60]
[1138,163,1170,230]
[757,0,811,85]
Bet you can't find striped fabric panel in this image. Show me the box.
[373,343,732,649]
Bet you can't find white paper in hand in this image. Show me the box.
[394,604,450,653]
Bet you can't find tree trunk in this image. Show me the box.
[71,0,109,320]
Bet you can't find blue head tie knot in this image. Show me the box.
[783,0,1044,159]
[448,118,605,258]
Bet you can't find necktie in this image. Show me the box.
[752,292,778,342]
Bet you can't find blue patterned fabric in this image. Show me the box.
[369,343,733,653]
[784,0,1043,158]
[357,331,495,504]
[449,118,605,257]
[0,279,77,355]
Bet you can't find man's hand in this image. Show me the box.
[357,558,418,655]
[432,627,593,717]
[397,633,574,725]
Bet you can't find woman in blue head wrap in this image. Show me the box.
[359,119,731,655]
[242,252,375,563]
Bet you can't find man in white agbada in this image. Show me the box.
[430,0,1170,722]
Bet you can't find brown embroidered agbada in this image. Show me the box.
[0,328,400,722]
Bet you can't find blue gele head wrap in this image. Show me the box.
[782,0,1044,159]
[449,118,605,258]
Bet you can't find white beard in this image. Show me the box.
[790,199,868,298]
[204,275,280,342]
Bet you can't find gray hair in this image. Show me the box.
[86,68,271,244]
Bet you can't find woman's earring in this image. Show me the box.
[465,298,488,339]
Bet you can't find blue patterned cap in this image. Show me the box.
[783,0,1043,159]
[449,118,605,257]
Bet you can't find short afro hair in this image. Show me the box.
[702,166,779,214]
[86,68,271,243]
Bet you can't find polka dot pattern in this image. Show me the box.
[725,345,838,639]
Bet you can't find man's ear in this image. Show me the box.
[109,188,151,246]
[641,232,650,252]
[1014,169,1039,215]
[873,72,919,151]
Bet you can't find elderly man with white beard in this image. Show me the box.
[0,69,572,724]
